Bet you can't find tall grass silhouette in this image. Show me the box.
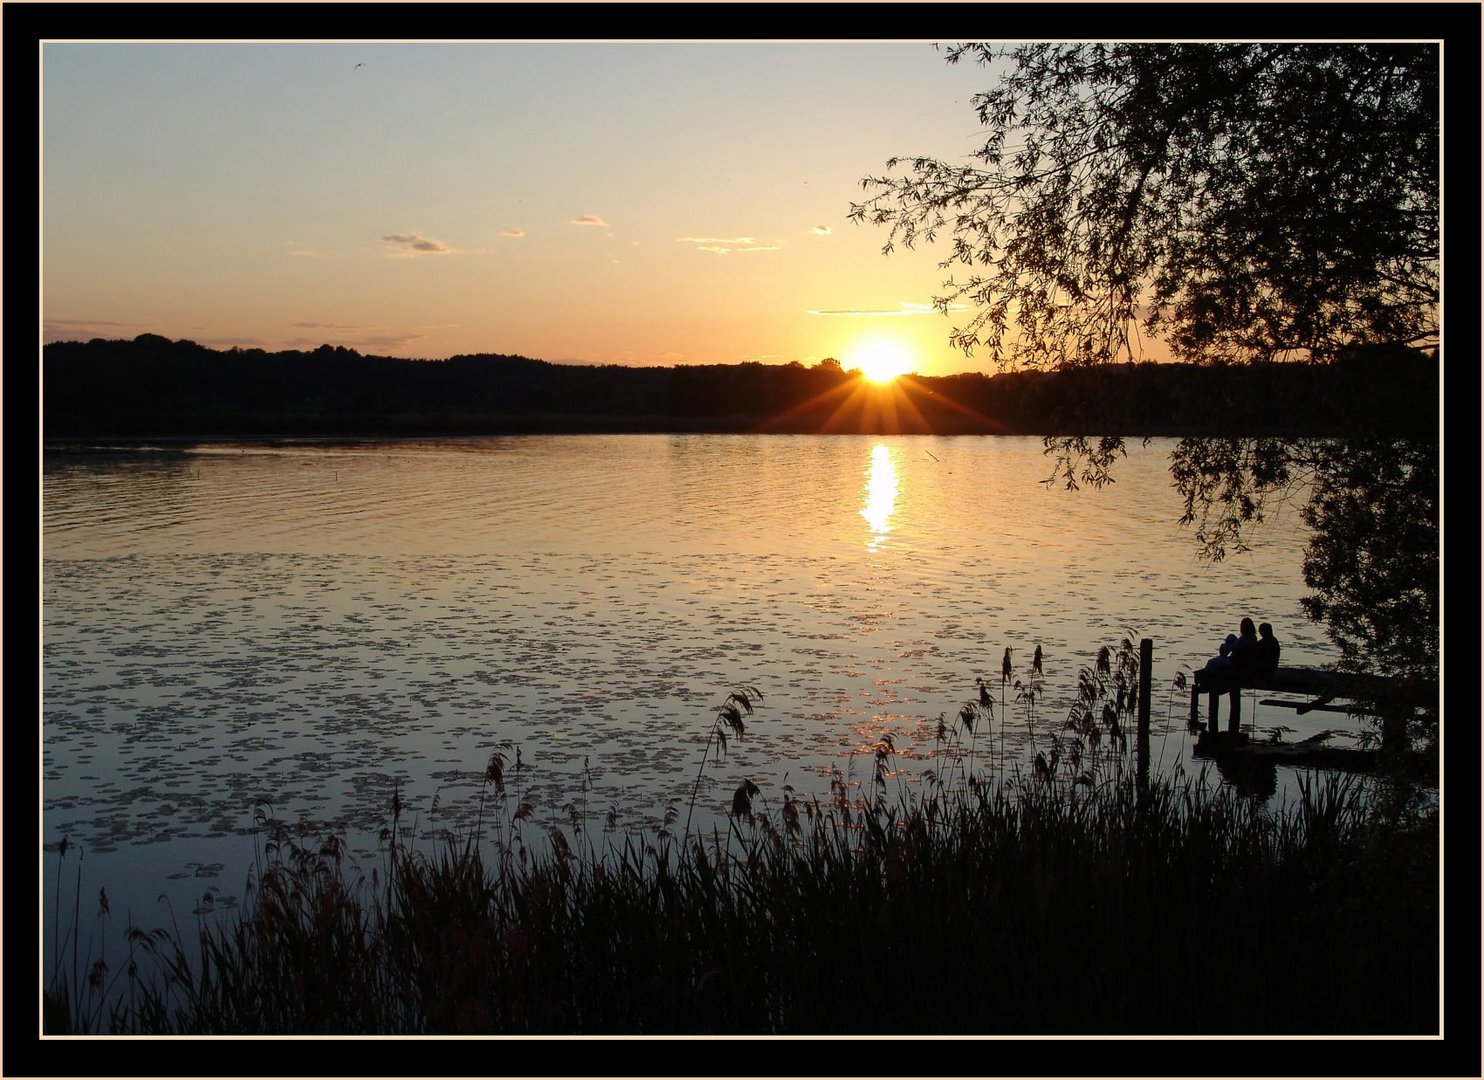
[682,685,763,845]
[44,668,1436,1036]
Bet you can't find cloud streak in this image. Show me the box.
[196,335,272,348]
[380,232,455,256]
[677,236,781,256]
[571,215,608,227]
[278,331,428,352]
[807,302,966,317]
[44,317,143,343]
[45,317,134,330]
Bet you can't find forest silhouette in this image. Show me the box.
[43,334,1436,440]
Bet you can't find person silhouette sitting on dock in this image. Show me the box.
[1205,617,1258,671]
[1202,617,1259,729]
[1256,621,1280,673]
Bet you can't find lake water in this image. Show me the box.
[41,434,1351,963]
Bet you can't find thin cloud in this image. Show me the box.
[290,322,362,330]
[812,225,833,236]
[498,228,526,238]
[380,232,455,256]
[807,302,966,317]
[46,317,133,327]
[280,331,427,352]
[356,333,427,350]
[678,236,781,256]
[571,215,609,227]
[197,335,272,348]
[43,318,139,342]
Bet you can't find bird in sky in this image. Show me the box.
[353,62,366,71]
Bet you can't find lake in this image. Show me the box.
[41,434,1349,958]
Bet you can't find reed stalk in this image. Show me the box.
[46,671,1435,1036]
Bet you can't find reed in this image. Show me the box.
[45,677,1437,1036]
[682,685,763,845]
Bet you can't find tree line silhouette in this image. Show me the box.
[43,334,1436,440]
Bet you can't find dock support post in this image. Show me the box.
[1137,638,1152,794]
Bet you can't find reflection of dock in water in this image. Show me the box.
[1193,727,1376,801]
[1190,664,1435,774]
[1194,729,1377,769]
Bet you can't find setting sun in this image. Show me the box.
[850,338,915,384]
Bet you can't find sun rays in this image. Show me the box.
[754,370,985,435]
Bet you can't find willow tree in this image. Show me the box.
[851,43,1440,747]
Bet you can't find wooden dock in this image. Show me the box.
[1189,664,1433,770]
[1191,665,1433,731]
[1190,665,1346,735]
[1123,641,1426,787]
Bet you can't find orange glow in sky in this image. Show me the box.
[40,41,1004,377]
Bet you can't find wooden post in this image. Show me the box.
[1137,638,1153,793]
[1228,687,1241,735]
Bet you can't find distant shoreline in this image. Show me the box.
[43,336,1439,445]
[40,419,1368,445]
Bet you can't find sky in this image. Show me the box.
[42,40,1012,378]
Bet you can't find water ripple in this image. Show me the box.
[42,435,1336,944]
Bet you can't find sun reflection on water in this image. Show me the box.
[860,443,898,550]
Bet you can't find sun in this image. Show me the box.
[850,338,915,384]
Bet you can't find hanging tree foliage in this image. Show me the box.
[850,42,1438,369]
[852,43,1440,742]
